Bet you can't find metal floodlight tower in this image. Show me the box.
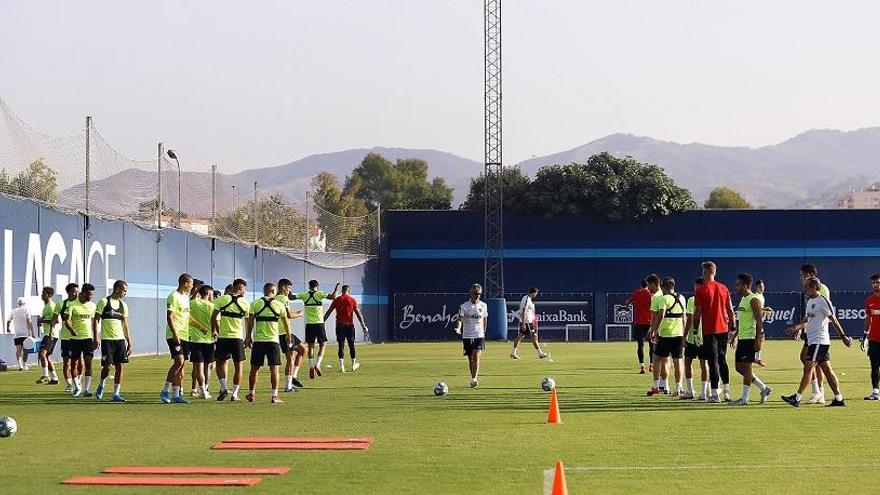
[484,0,504,298]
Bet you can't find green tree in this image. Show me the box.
[460,166,531,210]
[311,172,373,252]
[213,194,307,248]
[0,160,59,202]
[704,186,752,209]
[526,152,696,220]
[344,153,453,210]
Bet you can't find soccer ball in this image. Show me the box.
[541,377,556,391]
[0,417,17,438]
[433,382,449,396]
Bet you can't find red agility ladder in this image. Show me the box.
[103,466,290,475]
[62,476,262,486]
[225,436,373,444]
[213,442,370,451]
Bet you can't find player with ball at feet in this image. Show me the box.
[454,284,488,388]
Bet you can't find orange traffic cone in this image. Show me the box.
[547,389,562,424]
[551,460,568,495]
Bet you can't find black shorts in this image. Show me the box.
[684,342,702,359]
[60,339,74,359]
[305,323,327,344]
[336,324,356,342]
[189,342,215,363]
[462,337,485,355]
[806,344,831,363]
[654,336,683,358]
[166,338,190,360]
[633,324,651,341]
[735,339,756,363]
[70,339,95,359]
[250,341,282,367]
[13,337,26,346]
[40,335,58,354]
[101,339,129,365]
[279,333,302,351]
[518,323,536,336]
[215,338,245,362]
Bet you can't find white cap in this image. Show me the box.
[17,297,26,305]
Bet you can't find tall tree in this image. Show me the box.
[0,160,59,203]
[213,194,307,248]
[460,167,531,211]
[704,186,752,209]
[344,153,453,210]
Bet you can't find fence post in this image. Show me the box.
[84,116,91,219]
[211,164,217,232]
[305,191,310,257]
[252,181,258,245]
[157,142,163,229]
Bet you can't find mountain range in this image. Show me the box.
[64,129,880,215]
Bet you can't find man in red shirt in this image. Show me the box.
[863,273,880,400]
[324,285,368,373]
[693,261,736,403]
[626,278,658,374]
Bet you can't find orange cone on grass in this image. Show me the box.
[551,460,568,495]
[547,389,562,424]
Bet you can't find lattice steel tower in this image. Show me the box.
[484,0,504,298]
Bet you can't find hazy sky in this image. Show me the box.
[3,1,880,173]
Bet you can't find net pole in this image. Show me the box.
[211,164,216,230]
[304,191,310,280]
[252,181,258,245]
[84,116,91,219]
[157,142,163,229]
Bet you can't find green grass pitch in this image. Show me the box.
[1,340,878,494]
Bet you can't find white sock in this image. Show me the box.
[811,379,820,396]
[834,393,843,401]
[202,383,209,395]
[114,384,121,395]
[755,349,762,359]
[292,366,300,378]
[232,384,240,396]
[535,347,543,356]
[219,378,228,391]
[65,377,72,386]
[795,392,802,401]
[42,366,49,377]
[654,379,661,388]
[752,377,767,392]
[172,385,180,397]
[352,358,358,365]
[84,376,92,392]
[723,383,730,393]
[661,379,668,390]
[819,387,826,398]
[316,355,324,367]
[339,358,345,369]
[286,375,293,388]
[51,369,58,379]
[271,388,278,397]
[741,385,751,401]
[701,381,709,396]
[686,378,694,394]
[163,381,172,393]
[308,358,314,367]
[712,388,720,398]
[511,346,518,354]
[874,388,879,394]
[74,376,81,387]
[19,359,24,368]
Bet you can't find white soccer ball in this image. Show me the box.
[0,416,17,438]
[541,377,556,392]
[434,382,449,396]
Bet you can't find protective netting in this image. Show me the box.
[0,97,379,268]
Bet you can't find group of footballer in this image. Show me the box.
[19,273,368,404]
[627,261,880,407]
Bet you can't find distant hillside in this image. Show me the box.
[515,129,880,208]
[67,129,880,212]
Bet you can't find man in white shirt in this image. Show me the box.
[7,297,34,371]
[454,283,488,388]
[782,277,852,407]
[510,288,550,360]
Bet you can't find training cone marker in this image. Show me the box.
[551,460,568,495]
[547,389,562,424]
